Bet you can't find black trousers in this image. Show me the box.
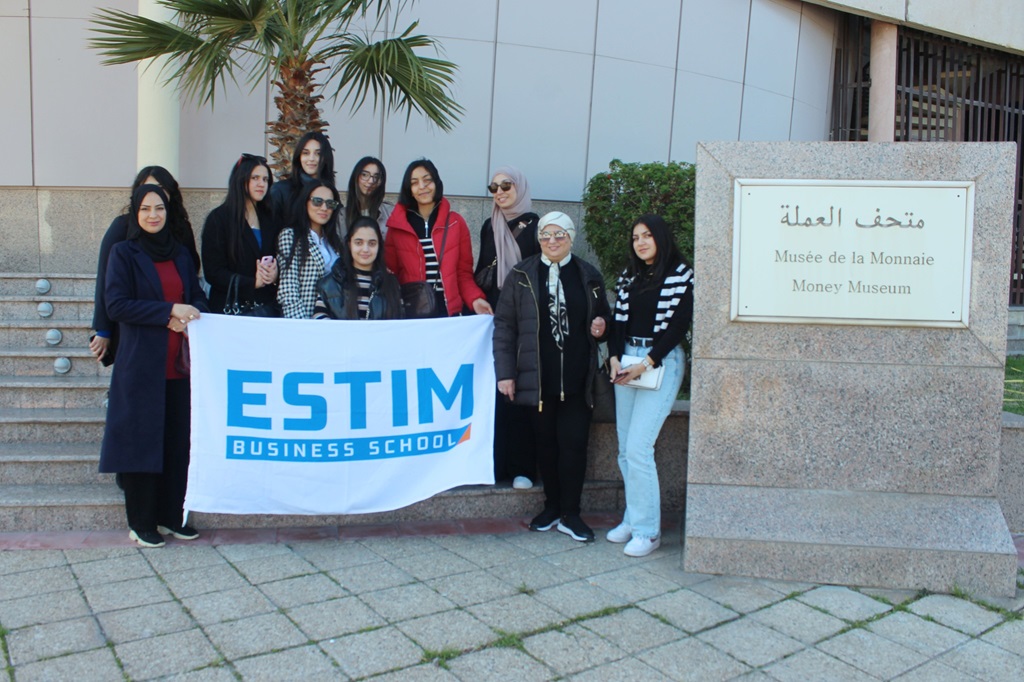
[493,392,537,482]
[532,392,591,516]
[122,379,191,532]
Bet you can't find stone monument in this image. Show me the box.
[684,141,1018,597]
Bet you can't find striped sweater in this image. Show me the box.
[610,261,694,366]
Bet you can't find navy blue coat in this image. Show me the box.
[99,241,209,474]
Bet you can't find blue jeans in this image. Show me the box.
[614,344,685,539]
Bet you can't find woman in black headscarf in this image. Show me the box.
[100,184,209,548]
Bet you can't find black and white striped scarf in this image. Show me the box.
[614,261,693,333]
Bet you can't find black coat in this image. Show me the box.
[474,212,540,308]
[201,204,279,314]
[314,262,403,320]
[493,254,609,410]
[99,241,209,474]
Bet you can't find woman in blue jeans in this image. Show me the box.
[607,215,694,557]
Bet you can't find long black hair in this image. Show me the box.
[223,154,273,265]
[341,216,402,319]
[286,131,335,189]
[282,179,344,273]
[396,159,443,209]
[127,166,199,271]
[628,214,683,292]
[344,156,387,228]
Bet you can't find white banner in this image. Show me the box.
[185,315,496,515]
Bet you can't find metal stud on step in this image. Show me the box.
[37,301,54,318]
[45,329,63,346]
[54,357,71,374]
[35,278,51,294]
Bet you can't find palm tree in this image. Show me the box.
[89,0,462,177]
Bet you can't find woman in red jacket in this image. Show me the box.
[385,159,492,317]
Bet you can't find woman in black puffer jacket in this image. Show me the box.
[313,217,402,320]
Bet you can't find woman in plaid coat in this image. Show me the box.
[277,180,345,319]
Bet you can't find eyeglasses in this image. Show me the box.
[538,231,569,242]
[236,152,267,168]
[487,181,514,194]
[359,171,382,184]
[309,196,340,210]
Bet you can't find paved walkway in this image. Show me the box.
[1,519,1023,681]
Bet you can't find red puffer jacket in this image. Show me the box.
[384,198,486,316]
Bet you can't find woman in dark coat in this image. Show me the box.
[313,217,403,320]
[493,211,610,543]
[101,184,208,548]
[269,131,336,225]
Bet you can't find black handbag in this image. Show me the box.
[591,359,617,423]
[402,216,451,319]
[223,274,281,317]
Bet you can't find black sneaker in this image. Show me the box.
[157,524,200,541]
[129,529,165,548]
[529,507,560,532]
[557,515,595,542]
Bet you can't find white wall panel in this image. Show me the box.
[790,100,829,140]
[497,0,598,55]
[31,0,132,19]
[793,6,836,106]
[324,105,387,190]
[0,17,32,185]
[678,0,751,83]
[394,0,497,42]
[587,58,674,180]
[489,44,592,201]
[739,86,794,140]
[744,0,801,97]
[671,72,743,162]
[0,1,28,17]
[31,16,136,187]
[596,0,681,68]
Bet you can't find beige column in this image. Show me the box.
[868,20,898,142]
[136,0,180,174]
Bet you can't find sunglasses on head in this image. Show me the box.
[309,196,340,210]
[236,152,267,168]
[487,181,514,194]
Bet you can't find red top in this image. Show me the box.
[154,260,187,379]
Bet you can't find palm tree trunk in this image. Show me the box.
[268,59,328,180]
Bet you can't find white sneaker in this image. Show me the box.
[624,535,660,557]
[512,476,533,489]
[605,522,632,543]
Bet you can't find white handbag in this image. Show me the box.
[620,354,665,390]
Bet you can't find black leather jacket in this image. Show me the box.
[314,262,401,320]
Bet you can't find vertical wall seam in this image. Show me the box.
[485,0,500,179]
[668,0,685,162]
[582,0,600,195]
[28,0,37,187]
[789,7,803,139]
[738,0,753,140]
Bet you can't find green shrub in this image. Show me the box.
[581,159,696,284]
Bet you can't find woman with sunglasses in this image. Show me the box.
[344,156,393,239]
[269,131,336,225]
[91,166,199,366]
[493,212,610,543]
[385,159,492,317]
[201,153,280,315]
[475,167,541,489]
[277,180,345,318]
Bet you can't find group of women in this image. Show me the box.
[91,132,693,557]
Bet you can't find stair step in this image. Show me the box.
[0,348,112,377]
[0,376,109,408]
[0,273,96,297]
[0,320,95,348]
[0,296,94,322]
[0,443,106,485]
[0,483,123,531]
[0,407,107,443]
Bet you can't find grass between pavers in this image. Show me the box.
[1007,357,1024,415]
[0,625,11,682]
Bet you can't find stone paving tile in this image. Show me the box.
[359,536,443,560]
[161,664,245,681]
[329,560,416,593]
[360,583,458,623]
[756,579,816,596]
[370,663,459,681]
[935,638,1024,680]
[565,655,672,681]
[796,586,892,622]
[0,565,77,601]
[585,565,684,603]
[143,545,230,573]
[257,572,347,609]
[867,610,970,656]
[501,527,580,556]
[688,576,788,614]
[161,563,250,599]
[522,623,626,676]
[894,659,986,681]
[445,646,556,681]
[486,556,580,592]
[181,585,277,625]
[215,542,293,562]
[96,600,196,643]
[204,611,309,660]
[320,626,425,679]
[288,595,386,640]
[6,616,107,665]
[81,575,173,613]
[466,593,566,635]
[0,588,91,630]
[541,544,635,579]
[11,645,123,682]
[231,644,343,682]
[818,628,930,679]
[907,594,1004,634]
[637,636,752,681]
[115,628,220,681]
[859,587,920,605]
[696,618,804,668]
[749,598,847,644]
[292,541,388,571]
[390,549,481,581]
[397,609,497,652]
[432,535,530,568]
[637,589,738,633]
[0,549,65,575]
[762,648,875,682]
[585,607,686,654]
[425,569,520,607]
[62,547,138,563]
[982,618,1024,655]
[69,553,155,586]
[229,552,318,584]
[532,579,629,619]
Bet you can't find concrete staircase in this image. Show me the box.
[0,273,626,532]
